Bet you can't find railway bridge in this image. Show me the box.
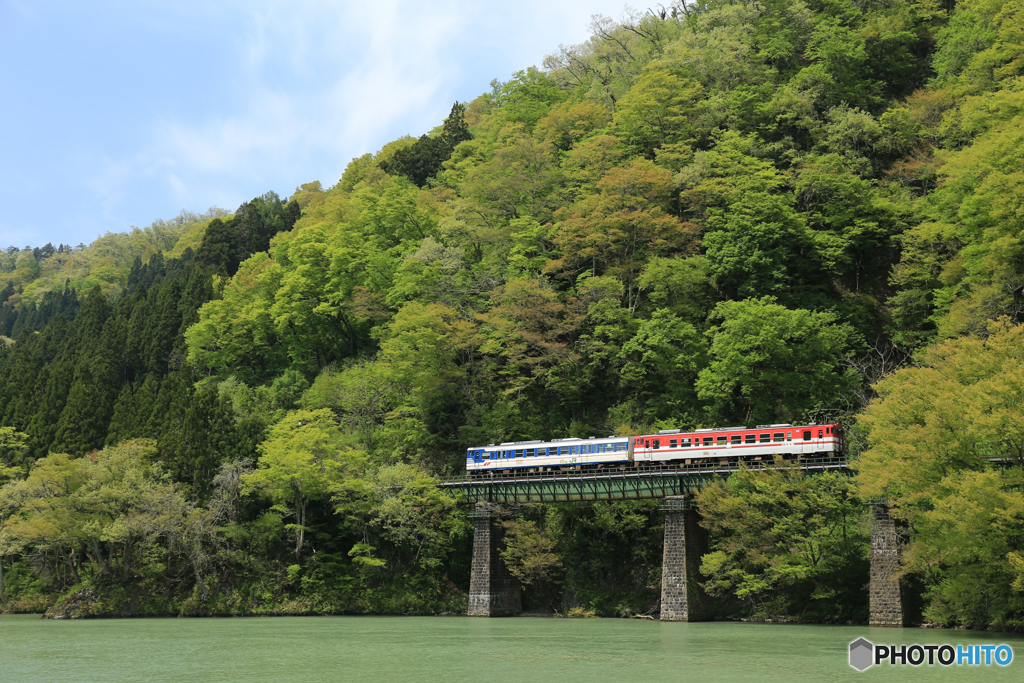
[439,454,908,627]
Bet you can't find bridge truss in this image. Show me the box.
[439,454,850,504]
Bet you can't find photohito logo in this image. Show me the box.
[849,638,1014,671]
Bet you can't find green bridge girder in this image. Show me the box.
[439,455,850,504]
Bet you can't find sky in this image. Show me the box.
[0,0,634,249]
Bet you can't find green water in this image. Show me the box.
[1,615,1022,681]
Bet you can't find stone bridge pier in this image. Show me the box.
[660,495,712,621]
[869,501,909,627]
[467,503,521,617]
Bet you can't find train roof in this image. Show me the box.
[473,435,627,449]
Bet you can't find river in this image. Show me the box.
[1,614,1021,681]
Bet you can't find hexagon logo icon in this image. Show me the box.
[849,638,874,671]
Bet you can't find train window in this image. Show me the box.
[826,427,831,434]
[803,431,811,441]
[670,439,677,448]
[716,436,726,445]
[703,436,713,446]
[745,434,755,444]
[786,432,792,440]
[818,430,823,438]
[645,440,650,448]
[653,439,660,449]
[773,433,784,442]
[731,435,741,444]
[516,449,523,458]
[759,433,770,443]
[681,438,691,447]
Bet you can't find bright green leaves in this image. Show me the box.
[856,322,1024,629]
[243,409,365,560]
[857,321,1024,507]
[488,68,569,129]
[0,441,200,583]
[500,518,562,586]
[697,468,867,622]
[612,66,702,157]
[908,470,1024,629]
[696,298,859,426]
[554,159,694,308]
[702,192,811,300]
[619,309,704,424]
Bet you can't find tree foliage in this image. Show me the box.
[2,0,1024,624]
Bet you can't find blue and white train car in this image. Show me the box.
[466,436,630,474]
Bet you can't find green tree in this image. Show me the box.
[696,298,859,425]
[856,321,1024,629]
[618,308,705,425]
[697,468,868,621]
[243,409,364,560]
[554,159,694,309]
[613,66,702,156]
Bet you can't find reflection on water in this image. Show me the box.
[1,614,1021,681]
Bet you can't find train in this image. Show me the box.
[465,423,843,475]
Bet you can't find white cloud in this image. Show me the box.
[10,0,636,244]
[131,0,482,203]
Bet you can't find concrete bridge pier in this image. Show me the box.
[869,501,909,627]
[468,503,521,617]
[660,495,712,622]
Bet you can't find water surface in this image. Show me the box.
[1,615,1021,681]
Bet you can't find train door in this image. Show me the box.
[634,437,650,462]
[812,426,825,454]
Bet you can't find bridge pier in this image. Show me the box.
[869,501,909,627]
[661,495,712,622]
[468,503,521,617]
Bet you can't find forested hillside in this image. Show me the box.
[1,0,1023,629]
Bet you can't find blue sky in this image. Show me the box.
[0,0,632,248]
